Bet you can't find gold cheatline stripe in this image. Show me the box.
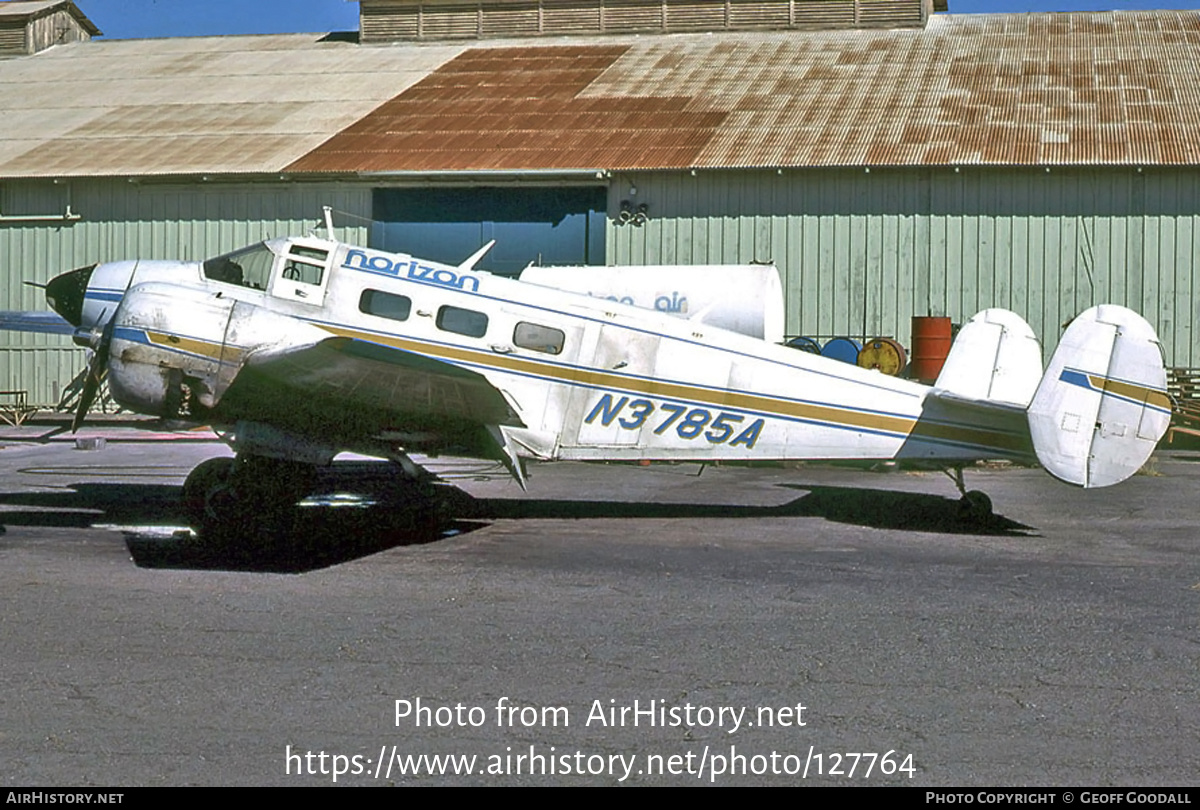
[909,419,1029,453]
[1087,374,1172,411]
[325,326,913,433]
[145,330,224,360]
[142,324,1026,452]
[145,330,246,365]
[326,326,1025,450]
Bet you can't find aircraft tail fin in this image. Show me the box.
[1026,305,1171,488]
[932,308,1043,408]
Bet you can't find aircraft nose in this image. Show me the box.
[45,264,96,327]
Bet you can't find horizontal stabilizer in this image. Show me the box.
[1027,305,1170,488]
[933,308,1042,408]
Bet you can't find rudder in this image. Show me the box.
[1027,305,1171,488]
[933,308,1043,407]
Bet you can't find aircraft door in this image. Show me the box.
[270,241,332,306]
[565,323,662,448]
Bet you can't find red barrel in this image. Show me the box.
[910,316,953,383]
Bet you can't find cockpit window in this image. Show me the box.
[279,244,328,287]
[289,245,328,262]
[203,243,275,290]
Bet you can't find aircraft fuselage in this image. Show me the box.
[63,235,1032,469]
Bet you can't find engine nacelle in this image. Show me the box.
[104,282,330,420]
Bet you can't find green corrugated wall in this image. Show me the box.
[608,166,1200,368]
[4,168,1200,408]
[0,180,371,406]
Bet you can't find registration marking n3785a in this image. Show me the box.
[586,392,765,448]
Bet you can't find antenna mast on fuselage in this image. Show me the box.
[323,206,337,242]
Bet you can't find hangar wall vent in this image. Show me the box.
[357,0,931,42]
[0,0,100,57]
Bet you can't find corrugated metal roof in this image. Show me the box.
[2,10,1200,177]
[287,44,729,172]
[0,32,468,176]
[289,10,1200,171]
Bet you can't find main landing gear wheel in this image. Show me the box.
[181,454,317,541]
[181,456,236,532]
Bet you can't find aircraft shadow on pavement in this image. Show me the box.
[0,470,1035,573]
[0,479,472,574]
[464,484,1035,536]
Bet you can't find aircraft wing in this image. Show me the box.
[0,311,74,335]
[214,336,524,454]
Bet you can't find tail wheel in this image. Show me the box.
[958,490,993,524]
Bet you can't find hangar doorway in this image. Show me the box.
[370,187,606,276]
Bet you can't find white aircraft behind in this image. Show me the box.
[32,218,1171,534]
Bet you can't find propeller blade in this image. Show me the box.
[71,316,115,433]
[72,367,101,433]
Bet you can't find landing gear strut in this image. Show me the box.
[382,451,460,529]
[181,454,317,538]
[946,466,993,523]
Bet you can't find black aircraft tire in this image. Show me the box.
[958,490,993,524]
[234,456,318,512]
[181,456,236,530]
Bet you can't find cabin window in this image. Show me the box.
[359,289,412,322]
[202,243,275,290]
[513,322,565,355]
[436,305,488,338]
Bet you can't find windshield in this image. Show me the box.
[202,243,276,290]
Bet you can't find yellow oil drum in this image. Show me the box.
[857,337,908,376]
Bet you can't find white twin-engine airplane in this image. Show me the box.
[38,217,1170,533]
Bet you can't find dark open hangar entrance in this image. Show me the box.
[369,187,607,276]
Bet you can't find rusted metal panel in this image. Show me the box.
[288,44,731,173]
[289,12,1200,172]
[3,10,1200,177]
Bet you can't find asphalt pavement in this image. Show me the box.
[0,418,1197,785]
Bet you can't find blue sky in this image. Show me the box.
[57,0,1200,39]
